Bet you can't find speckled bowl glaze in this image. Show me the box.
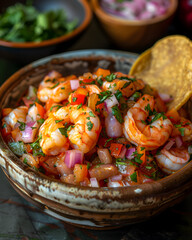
[0,50,192,230]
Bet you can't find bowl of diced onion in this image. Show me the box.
[0,49,192,229]
[91,0,178,51]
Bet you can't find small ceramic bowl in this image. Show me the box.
[91,0,178,52]
[0,50,192,230]
[0,0,92,64]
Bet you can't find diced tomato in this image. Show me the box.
[88,93,103,114]
[1,108,12,117]
[81,78,95,84]
[41,157,59,175]
[25,144,33,154]
[65,74,77,81]
[11,128,20,140]
[110,143,123,158]
[95,68,111,77]
[71,93,86,105]
[74,164,88,183]
[155,95,167,113]
[1,123,12,137]
[166,108,180,123]
[35,102,45,119]
[137,146,146,165]
[98,137,113,148]
[45,98,54,111]
[22,97,35,108]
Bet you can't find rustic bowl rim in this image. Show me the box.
[91,0,178,26]
[0,0,92,48]
[0,49,192,198]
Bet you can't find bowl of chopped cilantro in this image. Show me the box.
[0,0,92,63]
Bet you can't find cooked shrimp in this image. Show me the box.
[123,94,173,150]
[85,84,101,94]
[171,117,192,142]
[37,71,72,102]
[156,147,190,174]
[53,105,101,153]
[102,74,145,97]
[39,114,70,155]
[39,105,101,155]
[3,106,28,129]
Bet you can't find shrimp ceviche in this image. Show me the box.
[1,68,192,188]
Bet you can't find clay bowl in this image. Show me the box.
[0,50,192,230]
[0,0,92,64]
[91,0,178,52]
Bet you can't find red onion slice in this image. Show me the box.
[125,147,136,159]
[64,150,84,168]
[175,136,183,148]
[70,80,80,90]
[164,138,175,150]
[90,177,99,188]
[104,94,119,108]
[21,121,37,143]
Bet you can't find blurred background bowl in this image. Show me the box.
[0,0,92,64]
[91,0,178,52]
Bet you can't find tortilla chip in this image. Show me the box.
[129,35,192,110]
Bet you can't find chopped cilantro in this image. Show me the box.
[150,113,167,124]
[89,111,95,117]
[55,119,64,123]
[114,90,122,101]
[77,103,82,109]
[48,82,59,89]
[58,127,68,137]
[96,91,112,105]
[72,97,77,102]
[87,121,93,131]
[50,105,62,112]
[121,81,130,89]
[130,172,137,182]
[37,119,45,125]
[179,128,185,136]
[105,73,116,82]
[18,121,26,131]
[112,105,123,124]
